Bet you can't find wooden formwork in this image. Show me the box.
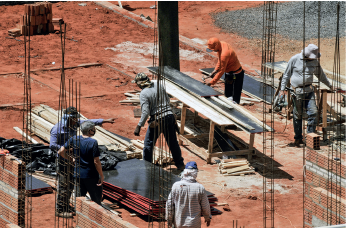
[177,104,256,164]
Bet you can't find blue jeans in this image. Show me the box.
[292,91,318,140]
[143,114,184,167]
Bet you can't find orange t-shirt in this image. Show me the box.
[210,41,242,85]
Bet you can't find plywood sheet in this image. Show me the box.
[103,159,214,202]
[200,68,275,103]
[148,66,222,97]
[164,80,234,126]
[206,98,264,133]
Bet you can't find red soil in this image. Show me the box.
[0,1,306,228]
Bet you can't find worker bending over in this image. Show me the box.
[50,106,116,218]
[206,37,244,104]
[280,44,333,147]
[133,73,185,171]
[58,121,104,206]
[166,161,211,228]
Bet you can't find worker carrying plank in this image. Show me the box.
[50,106,116,218]
[166,161,212,228]
[279,44,333,147]
[57,121,104,208]
[205,37,244,104]
[132,73,185,171]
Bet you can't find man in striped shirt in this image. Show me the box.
[166,161,211,228]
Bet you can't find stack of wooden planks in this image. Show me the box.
[120,91,141,105]
[131,139,174,165]
[27,104,142,159]
[120,91,181,107]
[218,158,255,176]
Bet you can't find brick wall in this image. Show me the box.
[76,197,137,228]
[305,148,346,227]
[0,155,26,227]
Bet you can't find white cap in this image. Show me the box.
[302,44,321,59]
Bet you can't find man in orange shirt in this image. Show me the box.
[206,37,244,104]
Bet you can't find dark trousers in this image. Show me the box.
[292,91,318,140]
[143,114,184,167]
[224,70,244,104]
[56,158,75,212]
[80,177,103,205]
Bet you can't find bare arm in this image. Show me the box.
[94,157,104,186]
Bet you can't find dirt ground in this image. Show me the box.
[0,1,343,228]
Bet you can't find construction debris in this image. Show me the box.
[218,158,255,176]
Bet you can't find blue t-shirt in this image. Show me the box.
[64,136,100,179]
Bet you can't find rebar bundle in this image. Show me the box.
[261,1,277,228]
[148,2,173,226]
[21,13,33,228]
[326,2,343,226]
[54,23,81,228]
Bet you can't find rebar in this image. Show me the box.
[21,13,33,228]
[261,1,277,228]
[54,23,81,228]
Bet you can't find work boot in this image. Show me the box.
[294,139,305,147]
[55,212,73,218]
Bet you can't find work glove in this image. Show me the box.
[134,125,141,136]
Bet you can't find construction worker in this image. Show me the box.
[50,106,116,218]
[132,73,185,171]
[166,161,211,228]
[57,121,104,206]
[280,44,333,147]
[206,37,244,104]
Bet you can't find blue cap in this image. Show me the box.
[185,161,198,170]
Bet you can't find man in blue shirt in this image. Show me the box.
[51,106,115,218]
[58,121,104,209]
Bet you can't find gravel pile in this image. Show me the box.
[212,1,345,40]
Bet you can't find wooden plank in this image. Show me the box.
[322,90,328,127]
[179,104,187,145]
[222,165,250,174]
[210,149,254,158]
[224,169,255,176]
[178,135,208,159]
[201,97,254,131]
[0,63,102,76]
[222,162,248,169]
[210,96,233,109]
[164,80,234,126]
[222,158,247,163]
[207,121,215,164]
[219,95,273,132]
[13,127,38,144]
